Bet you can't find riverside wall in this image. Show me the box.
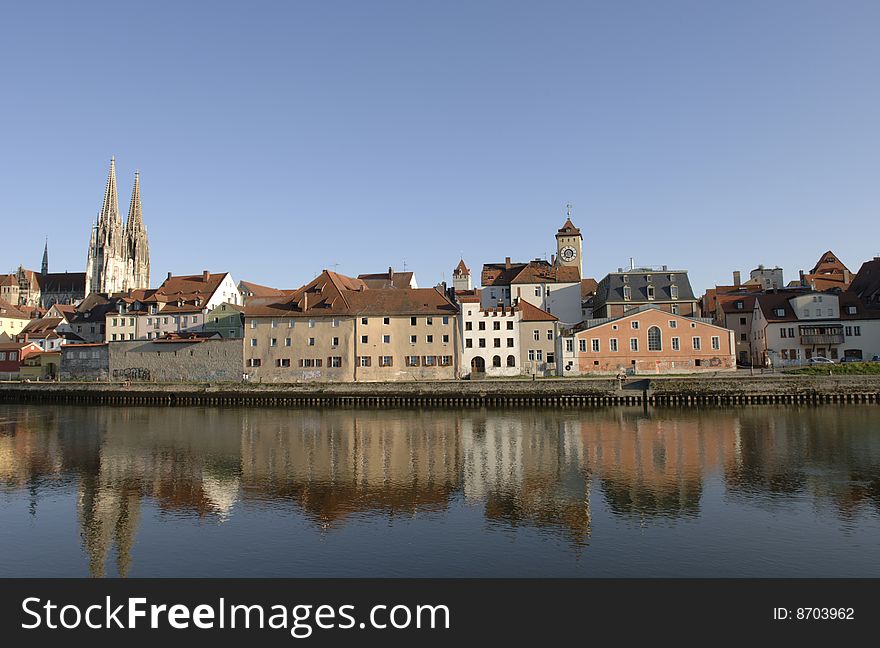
[1,375,879,408]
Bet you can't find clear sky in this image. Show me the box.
[1,1,878,295]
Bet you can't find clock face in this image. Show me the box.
[560,245,577,261]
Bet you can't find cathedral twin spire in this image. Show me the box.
[86,157,151,294]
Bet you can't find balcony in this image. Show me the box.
[800,334,844,346]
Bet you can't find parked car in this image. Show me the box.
[808,357,834,364]
[872,355,880,362]
[839,356,864,363]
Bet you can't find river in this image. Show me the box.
[1,404,879,577]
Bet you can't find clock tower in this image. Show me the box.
[555,206,583,278]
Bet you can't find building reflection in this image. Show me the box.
[1,404,880,576]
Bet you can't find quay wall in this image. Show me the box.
[1,375,879,408]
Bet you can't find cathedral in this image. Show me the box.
[86,157,151,295]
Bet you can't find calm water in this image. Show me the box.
[1,403,879,577]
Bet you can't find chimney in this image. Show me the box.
[505,257,511,269]
[844,268,851,283]
[388,266,393,280]
[203,270,210,282]
[551,254,556,266]
[733,271,741,286]
[302,290,308,311]
[629,257,635,271]
[799,270,805,286]
[166,271,172,281]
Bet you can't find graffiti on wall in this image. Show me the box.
[112,367,151,381]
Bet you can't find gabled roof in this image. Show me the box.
[481,261,528,287]
[454,288,481,304]
[847,257,880,303]
[238,280,287,298]
[510,260,580,284]
[810,250,850,276]
[595,269,696,304]
[453,259,470,275]
[244,270,456,318]
[154,272,228,302]
[719,294,758,315]
[556,217,581,236]
[580,278,598,297]
[0,299,31,320]
[19,317,63,338]
[37,272,86,293]
[515,300,558,322]
[357,269,415,290]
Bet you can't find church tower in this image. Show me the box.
[555,205,583,279]
[86,158,151,295]
[453,259,472,291]
[41,239,48,276]
[124,171,150,290]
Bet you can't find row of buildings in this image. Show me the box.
[2,159,879,381]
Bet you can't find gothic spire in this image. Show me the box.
[99,156,122,231]
[124,169,150,290]
[41,239,48,275]
[126,170,144,232]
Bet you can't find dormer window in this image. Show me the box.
[847,306,857,315]
[645,275,652,283]
[735,301,743,309]
[775,308,785,317]
[670,285,679,300]
[647,285,655,300]
[623,285,632,301]
[623,275,629,284]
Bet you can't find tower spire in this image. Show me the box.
[41,238,48,275]
[124,169,150,290]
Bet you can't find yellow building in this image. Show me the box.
[19,350,62,381]
[0,299,31,341]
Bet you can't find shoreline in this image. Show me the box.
[2,375,879,407]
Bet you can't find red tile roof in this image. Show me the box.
[515,300,558,322]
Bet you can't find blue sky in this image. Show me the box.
[1,1,878,294]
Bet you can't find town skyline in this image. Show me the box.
[2,2,879,294]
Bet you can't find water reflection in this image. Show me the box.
[1,404,879,577]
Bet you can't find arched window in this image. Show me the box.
[506,355,516,367]
[492,355,502,367]
[648,326,662,351]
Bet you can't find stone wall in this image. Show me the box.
[60,344,109,381]
[108,339,243,383]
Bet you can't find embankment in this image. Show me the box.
[1,374,879,407]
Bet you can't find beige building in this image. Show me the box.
[0,299,30,341]
[243,270,459,382]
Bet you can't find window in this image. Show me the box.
[111,334,118,341]
[492,355,502,367]
[359,356,371,367]
[506,355,516,367]
[547,330,553,340]
[669,320,677,329]
[534,287,541,297]
[536,350,543,361]
[579,339,587,353]
[623,285,632,301]
[506,337,514,347]
[247,358,261,367]
[308,337,315,346]
[330,356,342,367]
[465,322,472,331]
[147,318,152,325]
[440,355,452,366]
[506,321,513,330]
[670,285,679,300]
[592,339,600,353]
[671,304,679,315]
[442,334,450,344]
[270,338,277,347]
[427,335,434,343]
[647,285,655,300]
[424,355,437,366]
[740,333,747,342]
[331,337,339,346]
[528,350,535,361]
[845,326,852,336]
[630,338,639,352]
[410,335,417,344]
[379,356,393,367]
[275,358,290,367]
[565,339,573,352]
[331,319,338,328]
[310,320,316,328]
[493,321,500,331]
[383,334,391,343]
[533,330,540,341]
[465,339,473,348]
[692,337,701,350]
[711,336,720,350]
[406,355,420,367]
[361,335,369,344]
[361,317,368,325]
[847,306,857,315]
[854,326,861,336]
[631,321,639,330]
[803,309,810,318]
[250,339,257,347]
[288,321,293,328]
[493,338,501,348]
[478,338,486,348]
[788,327,795,337]
[442,316,449,325]
[478,321,486,331]
[285,338,291,347]
[547,352,555,364]
[427,317,433,325]
[610,338,618,352]
[780,329,787,338]
[271,319,277,328]
[410,317,417,326]
[648,326,661,351]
